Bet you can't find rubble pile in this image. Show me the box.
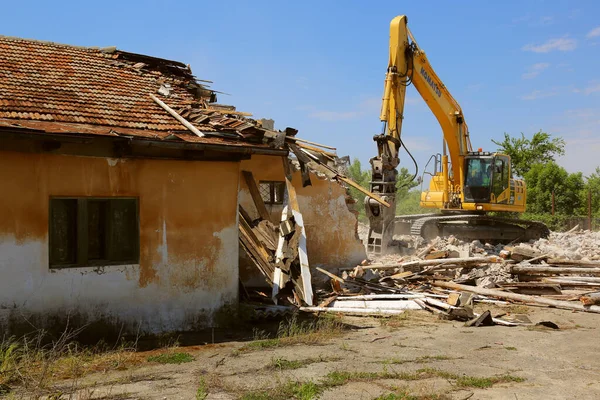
[302,228,600,326]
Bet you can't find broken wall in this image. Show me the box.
[0,150,240,336]
[239,155,366,286]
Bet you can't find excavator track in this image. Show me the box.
[407,214,550,243]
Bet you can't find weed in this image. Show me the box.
[147,352,194,364]
[382,355,455,365]
[240,380,322,400]
[375,390,450,400]
[505,346,517,351]
[239,314,345,352]
[268,356,337,371]
[196,377,208,400]
[456,374,524,388]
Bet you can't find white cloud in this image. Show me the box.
[587,26,600,38]
[520,89,558,101]
[573,82,600,95]
[522,37,577,53]
[522,63,550,79]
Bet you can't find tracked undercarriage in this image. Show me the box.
[395,213,550,243]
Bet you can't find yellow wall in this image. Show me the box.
[0,150,240,334]
[239,155,366,285]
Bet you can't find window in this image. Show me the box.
[258,181,285,205]
[49,198,139,268]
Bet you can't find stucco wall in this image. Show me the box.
[0,150,240,336]
[239,156,366,286]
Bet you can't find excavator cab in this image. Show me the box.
[463,153,511,205]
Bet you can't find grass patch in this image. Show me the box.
[321,368,524,390]
[196,377,208,399]
[375,390,450,400]
[456,374,525,388]
[239,314,345,352]
[379,311,435,330]
[0,333,143,392]
[240,380,322,400]
[147,352,194,364]
[382,355,455,365]
[267,356,338,371]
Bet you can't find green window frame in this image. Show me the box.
[49,197,140,268]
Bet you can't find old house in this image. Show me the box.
[0,37,365,336]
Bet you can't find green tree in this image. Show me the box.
[396,167,419,199]
[585,167,600,217]
[524,162,585,215]
[491,130,565,177]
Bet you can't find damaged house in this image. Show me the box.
[0,36,367,336]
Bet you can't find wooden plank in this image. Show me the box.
[432,281,600,314]
[512,266,600,275]
[282,156,313,306]
[425,250,449,260]
[286,137,337,151]
[316,267,345,283]
[242,170,270,220]
[150,94,205,137]
[272,205,290,303]
[363,256,500,270]
[337,176,390,208]
[547,259,600,267]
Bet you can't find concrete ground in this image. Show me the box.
[26,303,600,400]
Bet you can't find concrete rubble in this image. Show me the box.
[298,225,600,325]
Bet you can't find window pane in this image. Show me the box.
[109,199,138,262]
[88,200,107,260]
[49,199,77,265]
[258,182,271,204]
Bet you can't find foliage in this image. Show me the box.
[147,352,194,364]
[585,167,600,217]
[491,130,565,177]
[346,158,423,219]
[196,377,208,400]
[524,162,585,215]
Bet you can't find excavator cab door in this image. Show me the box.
[491,155,510,203]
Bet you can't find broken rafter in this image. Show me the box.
[150,94,205,137]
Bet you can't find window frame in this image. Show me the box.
[258,181,286,205]
[48,196,140,269]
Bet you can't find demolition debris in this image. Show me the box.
[293,228,600,326]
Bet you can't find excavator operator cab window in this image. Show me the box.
[464,157,493,203]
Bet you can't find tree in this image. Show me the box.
[396,167,419,199]
[585,167,600,217]
[491,130,565,177]
[524,162,585,215]
[346,158,423,219]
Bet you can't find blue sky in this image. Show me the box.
[3,1,600,176]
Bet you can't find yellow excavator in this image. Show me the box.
[365,15,549,254]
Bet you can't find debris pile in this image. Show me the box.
[301,228,600,326]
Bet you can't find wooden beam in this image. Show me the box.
[150,94,205,137]
[241,170,270,221]
[282,156,313,306]
[337,176,391,208]
[432,281,600,314]
[512,266,600,275]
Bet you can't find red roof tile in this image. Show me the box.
[0,37,203,132]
